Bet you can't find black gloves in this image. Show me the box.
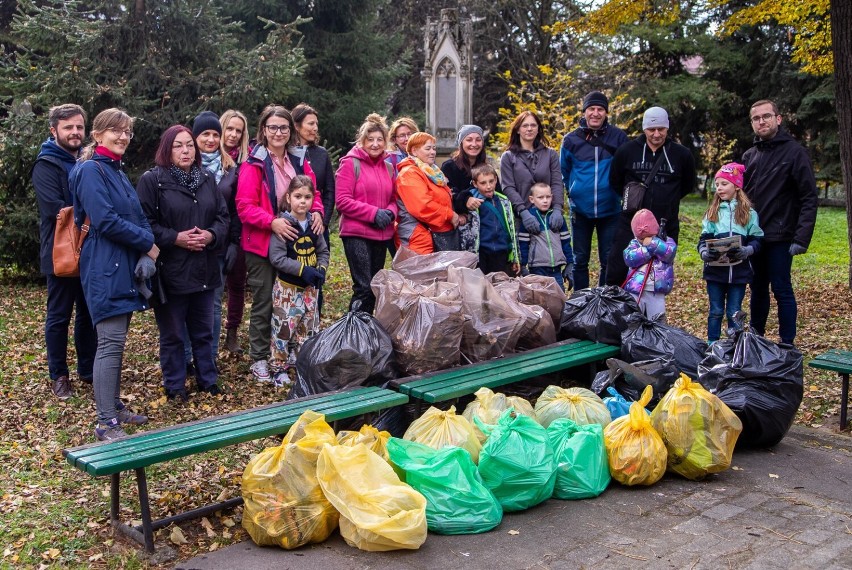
[301,266,326,288]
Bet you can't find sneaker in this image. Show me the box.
[251,360,271,382]
[115,402,148,425]
[272,370,292,388]
[51,375,73,400]
[95,418,128,442]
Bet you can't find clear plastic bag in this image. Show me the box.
[391,246,479,283]
[403,405,481,463]
[603,386,667,486]
[518,273,567,330]
[462,387,536,443]
[241,411,339,549]
[492,278,556,349]
[316,444,427,551]
[534,386,612,429]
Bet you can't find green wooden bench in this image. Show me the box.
[390,338,620,412]
[808,349,852,430]
[63,386,408,554]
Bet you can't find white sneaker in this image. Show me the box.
[250,360,271,382]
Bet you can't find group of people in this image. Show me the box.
[33,92,817,442]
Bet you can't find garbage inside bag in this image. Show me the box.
[491,278,556,349]
[650,374,742,480]
[391,246,479,283]
[547,418,610,499]
[403,405,482,463]
[372,271,465,375]
[289,312,397,400]
[518,273,567,330]
[462,387,535,443]
[337,424,392,461]
[560,286,641,345]
[591,357,680,409]
[316,444,427,551]
[447,266,526,361]
[241,411,339,549]
[387,438,503,535]
[476,409,556,512]
[604,386,667,486]
[534,386,612,429]
[620,313,708,379]
[602,386,640,420]
[698,320,803,448]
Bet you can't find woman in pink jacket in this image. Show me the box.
[235,105,322,382]
[335,113,398,314]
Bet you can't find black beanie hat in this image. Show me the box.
[192,111,222,139]
[582,91,609,112]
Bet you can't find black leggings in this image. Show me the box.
[342,236,393,314]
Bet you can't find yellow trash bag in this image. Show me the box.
[650,374,743,480]
[535,386,612,429]
[462,387,535,443]
[403,405,482,463]
[337,424,392,461]
[316,443,428,551]
[241,410,339,549]
[604,386,667,486]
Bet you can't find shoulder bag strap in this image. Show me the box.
[642,151,666,187]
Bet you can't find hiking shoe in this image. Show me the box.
[225,328,243,354]
[251,360,271,382]
[95,418,128,442]
[115,402,148,425]
[51,375,73,400]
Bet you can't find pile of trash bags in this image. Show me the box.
[560,286,640,345]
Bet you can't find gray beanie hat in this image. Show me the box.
[642,106,669,130]
[456,124,484,146]
[192,111,222,139]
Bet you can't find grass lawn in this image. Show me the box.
[0,196,849,568]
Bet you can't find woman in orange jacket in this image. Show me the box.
[395,132,460,254]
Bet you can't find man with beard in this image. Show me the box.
[33,104,96,400]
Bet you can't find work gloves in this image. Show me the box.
[789,243,808,256]
[374,209,394,230]
[562,263,574,290]
[520,210,540,234]
[729,245,754,261]
[134,255,157,279]
[698,245,720,263]
[549,208,565,232]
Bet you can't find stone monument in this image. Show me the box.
[423,9,473,155]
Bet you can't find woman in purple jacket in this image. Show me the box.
[335,113,398,314]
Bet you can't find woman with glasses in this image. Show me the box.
[235,105,322,383]
[387,117,418,172]
[499,111,566,237]
[137,125,229,401]
[70,108,157,441]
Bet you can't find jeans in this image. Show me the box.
[707,281,746,341]
[530,266,565,291]
[45,274,96,380]
[749,241,797,344]
[245,252,276,362]
[93,313,131,424]
[155,290,217,392]
[342,236,393,314]
[571,212,619,290]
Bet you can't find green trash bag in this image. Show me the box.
[546,418,611,499]
[387,438,503,535]
[475,409,556,512]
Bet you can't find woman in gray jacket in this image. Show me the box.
[499,110,566,235]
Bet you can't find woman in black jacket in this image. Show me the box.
[137,125,229,401]
[440,124,499,220]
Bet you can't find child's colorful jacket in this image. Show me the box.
[623,236,677,295]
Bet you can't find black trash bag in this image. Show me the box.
[288,312,398,400]
[697,318,803,448]
[559,286,640,345]
[590,357,680,409]
[620,313,708,379]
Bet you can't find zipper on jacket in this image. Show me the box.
[593,147,599,217]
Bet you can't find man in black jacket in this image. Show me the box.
[743,99,818,345]
[605,106,696,287]
[33,104,96,400]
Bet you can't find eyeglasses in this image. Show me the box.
[265,125,290,134]
[108,127,134,139]
[751,113,777,124]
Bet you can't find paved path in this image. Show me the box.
[177,426,852,570]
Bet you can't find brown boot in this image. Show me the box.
[51,375,73,400]
[225,328,243,354]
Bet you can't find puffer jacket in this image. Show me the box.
[396,157,455,254]
[622,236,677,295]
[500,144,564,216]
[70,153,155,325]
[335,145,398,241]
[698,200,764,284]
[136,166,229,295]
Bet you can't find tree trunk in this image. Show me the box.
[832,0,852,291]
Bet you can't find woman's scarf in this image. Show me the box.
[169,164,203,191]
[413,156,447,187]
[201,151,224,183]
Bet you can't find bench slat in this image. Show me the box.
[809,350,852,374]
[65,387,407,476]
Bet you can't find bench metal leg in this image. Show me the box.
[110,473,120,522]
[841,373,849,431]
[135,468,155,553]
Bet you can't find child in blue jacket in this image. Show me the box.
[623,209,677,319]
[518,182,574,291]
[698,163,763,342]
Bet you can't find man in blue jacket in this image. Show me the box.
[560,91,628,289]
[743,99,818,345]
[32,104,96,400]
